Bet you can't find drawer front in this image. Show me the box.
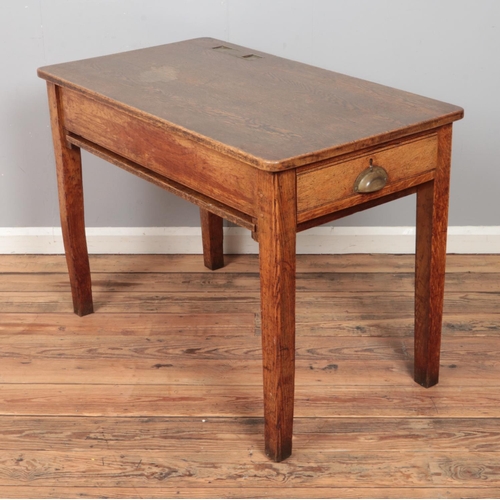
[61,88,257,217]
[297,134,438,223]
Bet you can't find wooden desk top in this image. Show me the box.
[38,37,463,170]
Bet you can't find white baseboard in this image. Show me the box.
[0,226,499,254]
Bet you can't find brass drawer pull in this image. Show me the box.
[354,161,388,193]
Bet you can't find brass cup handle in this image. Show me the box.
[354,163,388,193]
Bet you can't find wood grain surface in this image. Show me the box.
[46,83,93,317]
[258,170,297,461]
[200,208,225,270]
[297,132,438,221]
[0,254,499,497]
[61,88,258,215]
[414,125,453,387]
[1,254,499,274]
[38,37,463,169]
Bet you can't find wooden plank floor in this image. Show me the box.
[0,253,499,498]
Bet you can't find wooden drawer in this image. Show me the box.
[297,134,438,223]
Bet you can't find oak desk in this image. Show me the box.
[38,38,463,462]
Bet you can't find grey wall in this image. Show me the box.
[1,0,498,228]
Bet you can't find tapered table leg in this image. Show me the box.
[200,208,224,270]
[258,170,296,462]
[47,83,93,316]
[414,124,453,387]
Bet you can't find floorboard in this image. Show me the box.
[0,253,499,498]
